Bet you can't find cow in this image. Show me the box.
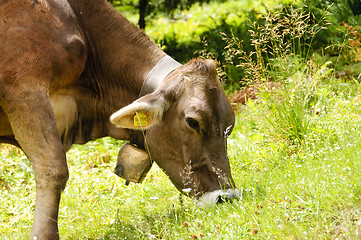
[0,0,239,239]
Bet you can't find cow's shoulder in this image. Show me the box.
[0,0,86,90]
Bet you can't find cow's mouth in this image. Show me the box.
[198,188,240,207]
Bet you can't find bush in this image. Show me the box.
[145,0,361,89]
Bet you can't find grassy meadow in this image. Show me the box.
[1,73,361,239]
[1,0,361,239]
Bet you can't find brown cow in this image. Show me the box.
[0,0,239,239]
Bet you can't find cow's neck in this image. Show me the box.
[69,0,166,102]
[67,0,168,141]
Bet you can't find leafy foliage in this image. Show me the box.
[138,0,361,88]
[108,0,215,29]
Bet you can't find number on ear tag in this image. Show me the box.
[134,111,148,127]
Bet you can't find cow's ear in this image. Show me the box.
[110,94,167,130]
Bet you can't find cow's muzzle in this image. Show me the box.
[198,188,240,207]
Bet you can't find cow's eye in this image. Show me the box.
[186,117,200,133]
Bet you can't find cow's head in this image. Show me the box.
[110,59,239,205]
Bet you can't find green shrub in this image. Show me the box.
[142,0,361,89]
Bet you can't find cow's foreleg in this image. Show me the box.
[2,90,68,240]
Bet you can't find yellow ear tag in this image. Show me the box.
[134,111,148,127]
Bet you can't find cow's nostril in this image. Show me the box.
[216,195,225,204]
[216,193,233,204]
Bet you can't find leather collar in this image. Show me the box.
[139,55,181,97]
[130,55,181,149]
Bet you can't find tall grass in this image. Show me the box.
[221,6,330,85]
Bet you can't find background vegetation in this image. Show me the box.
[1,0,361,239]
[110,0,361,89]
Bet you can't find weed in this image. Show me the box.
[221,6,330,86]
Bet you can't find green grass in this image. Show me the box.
[1,72,361,239]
